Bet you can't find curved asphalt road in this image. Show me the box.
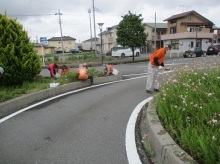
[0,55,219,164]
[0,75,150,164]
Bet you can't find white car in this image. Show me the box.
[111,46,140,57]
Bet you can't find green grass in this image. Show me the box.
[41,52,115,65]
[156,66,220,164]
[0,68,102,103]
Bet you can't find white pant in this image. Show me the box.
[146,62,159,91]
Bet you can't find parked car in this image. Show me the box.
[183,47,204,58]
[206,44,220,55]
[111,46,140,57]
[69,49,81,54]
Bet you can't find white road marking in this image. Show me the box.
[0,75,148,123]
[125,97,153,164]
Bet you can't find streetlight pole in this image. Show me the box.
[92,0,97,55]
[55,9,64,56]
[98,23,104,65]
[88,9,93,51]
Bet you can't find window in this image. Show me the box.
[170,19,176,24]
[170,27,176,34]
[171,40,179,50]
[190,28,194,32]
[188,15,191,21]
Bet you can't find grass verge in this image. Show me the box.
[156,66,220,164]
[0,68,102,103]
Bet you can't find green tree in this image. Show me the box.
[0,13,41,86]
[116,11,147,61]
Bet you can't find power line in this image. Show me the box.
[7,14,54,17]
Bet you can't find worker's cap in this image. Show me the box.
[165,44,172,49]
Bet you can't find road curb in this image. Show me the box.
[145,98,198,164]
[0,74,123,119]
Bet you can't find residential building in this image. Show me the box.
[161,10,214,54]
[82,38,99,51]
[33,43,56,56]
[97,23,167,54]
[47,36,77,53]
[144,23,167,52]
[97,25,118,54]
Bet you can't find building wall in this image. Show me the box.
[33,46,55,56]
[101,28,118,54]
[48,40,76,52]
[163,12,214,54]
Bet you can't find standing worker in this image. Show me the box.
[146,44,172,93]
[77,63,93,85]
[47,63,59,78]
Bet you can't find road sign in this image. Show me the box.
[40,37,47,43]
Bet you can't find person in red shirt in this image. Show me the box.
[146,44,172,93]
[77,63,93,85]
[47,63,59,77]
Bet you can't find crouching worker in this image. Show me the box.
[77,64,93,85]
[48,63,59,77]
[103,64,119,76]
[60,65,71,76]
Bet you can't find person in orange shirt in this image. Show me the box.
[60,65,71,76]
[77,63,93,85]
[146,44,172,93]
[103,64,117,76]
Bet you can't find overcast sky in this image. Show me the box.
[1,0,220,43]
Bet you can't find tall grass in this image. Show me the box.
[156,65,220,164]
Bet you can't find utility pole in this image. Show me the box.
[92,0,97,55]
[55,9,64,56]
[154,12,157,51]
[88,8,93,51]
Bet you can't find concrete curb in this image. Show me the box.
[0,74,123,119]
[146,98,198,164]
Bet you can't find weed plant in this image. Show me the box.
[156,65,220,164]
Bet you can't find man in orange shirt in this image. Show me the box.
[77,63,93,85]
[146,44,172,93]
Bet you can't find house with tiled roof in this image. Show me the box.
[161,10,214,54]
[47,36,77,53]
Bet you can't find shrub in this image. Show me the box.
[0,13,41,86]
